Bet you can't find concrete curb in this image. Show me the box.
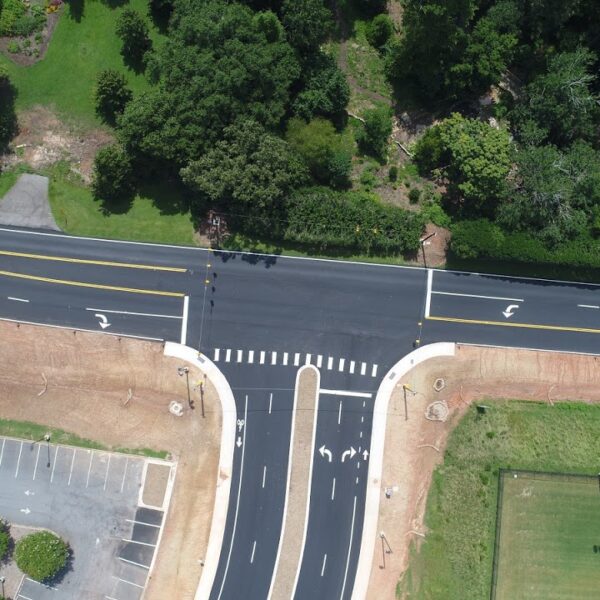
[352,342,456,600]
[163,343,237,600]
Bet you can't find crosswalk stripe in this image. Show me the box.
[305,353,312,365]
[339,358,345,372]
[327,357,333,370]
[225,349,231,362]
[237,350,243,363]
[371,364,378,377]
[260,351,266,365]
[283,352,288,366]
[271,352,277,365]
[248,350,254,364]
[294,353,300,366]
[317,355,323,368]
[350,360,355,374]
[361,362,366,376]
[214,348,220,361]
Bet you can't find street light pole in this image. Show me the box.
[419,232,437,269]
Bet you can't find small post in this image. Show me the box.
[0,575,5,597]
[379,532,386,569]
[44,433,51,468]
[200,376,206,419]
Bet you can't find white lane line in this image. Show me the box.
[180,295,189,345]
[578,304,600,309]
[86,451,93,488]
[349,361,355,374]
[8,296,29,302]
[371,364,378,378]
[339,358,345,372]
[320,389,373,398]
[294,353,300,366]
[327,357,333,370]
[271,351,278,365]
[225,349,232,363]
[331,477,336,501]
[50,446,59,483]
[357,461,360,469]
[250,540,257,564]
[68,449,76,486]
[0,438,4,466]
[338,401,342,425]
[320,554,327,577]
[248,350,255,363]
[217,394,249,600]
[15,441,22,478]
[340,496,358,600]
[317,355,323,368]
[268,393,273,415]
[363,400,366,408]
[214,348,220,361]
[360,362,366,376]
[283,352,289,366]
[355,477,359,484]
[237,350,243,363]
[32,444,40,480]
[424,269,433,318]
[120,457,128,493]
[359,431,363,438]
[85,307,182,319]
[262,466,267,489]
[431,291,524,302]
[103,454,111,491]
[305,353,312,365]
[260,351,266,365]
[361,416,364,423]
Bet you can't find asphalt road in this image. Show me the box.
[0,226,598,600]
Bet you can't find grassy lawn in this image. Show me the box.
[0,0,162,127]
[397,400,600,600]
[0,417,167,458]
[495,472,600,599]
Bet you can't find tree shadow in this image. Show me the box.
[101,0,128,7]
[0,76,18,153]
[138,176,191,216]
[99,194,135,215]
[65,0,84,23]
[122,52,147,75]
[42,547,74,587]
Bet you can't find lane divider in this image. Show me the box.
[426,315,600,335]
[0,249,187,272]
[0,269,185,297]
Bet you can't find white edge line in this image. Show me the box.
[164,344,236,600]
[424,269,432,318]
[268,364,320,599]
[320,389,372,399]
[339,496,358,600]
[180,296,189,345]
[351,342,456,600]
[289,365,321,599]
[0,316,163,342]
[431,290,524,302]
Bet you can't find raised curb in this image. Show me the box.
[352,342,456,600]
[163,343,237,600]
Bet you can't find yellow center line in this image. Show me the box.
[0,270,185,297]
[0,250,187,272]
[426,315,600,335]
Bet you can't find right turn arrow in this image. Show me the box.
[341,447,357,462]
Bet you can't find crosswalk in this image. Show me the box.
[211,348,379,378]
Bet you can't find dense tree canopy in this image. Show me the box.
[280,0,332,56]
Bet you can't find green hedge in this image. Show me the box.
[284,187,424,255]
[451,219,600,270]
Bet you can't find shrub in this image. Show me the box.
[0,519,10,561]
[388,165,398,181]
[0,0,27,36]
[15,531,69,582]
[408,188,421,204]
[115,8,152,64]
[91,144,136,204]
[451,219,505,259]
[7,40,19,53]
[356,105,393,161]
[365,14,394,50]
[94,69,133,125]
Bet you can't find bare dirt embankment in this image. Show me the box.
[0,321,221,599]
[367,344,600,600]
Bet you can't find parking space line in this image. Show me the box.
[86,451,94,488]
[121,458,128,493]
[68,448,76,486]
[0,438,4,466]
[104,454,111,491]
[32,444,40,480]
[125,518,160,528]
[105,596,120,600]
[118,556,150,570]
[248,350,254,363]
[118,577,144,589]
[50,446,59,483]
[26,578,57,590]
[15,441,23,478]
[17,595,34,600]
[121,538,156,548]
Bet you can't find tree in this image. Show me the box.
[356,105,393,161]
[415,113,512,216]
[0,65,17,151]
[15,531,69,582]
[366,14,394,50]
[511,47,599,147]
[94,70,133,125]
[292,52,349,120]
[115,8,152,66]
[180,120,308,234]
[0,519,10,561]
[286,117,351,188]
[280,0,332,55]
[355,0,387,16]
[91,144,136,205]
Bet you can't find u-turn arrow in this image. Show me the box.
[502,304,519,319]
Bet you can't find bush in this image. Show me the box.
[0,519,10,561]
[115,8,152,65]
[91,144,136,205]
[94,70,133,125]
[451,219,505,259]
[365,14,394,50]
[356,105,393,161]
[388,165,398,182]
[284,187,424,254]
[15,531,69,582]
[408,188,421,204]
[0,0,27,36]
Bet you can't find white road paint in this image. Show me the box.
[85,307,182,319]
[320,389,372,398]
[283,352,288,366]
[237,350,243,363]
[51,446,59,483]
[120,457,128,493]
[305,353,312,365]
[319,445,332,462]
[118,556,150,570]
[578,304,600,309]
[320,554,327,577]
[294,353,300,366]
[331,477,336,500]
[339,496,358,600]
[15,441,22,478]
[317,355,323,368]
[103,453,111,490]
[338,401,342,425]
[359,431,363,438]
[360,362,366,376]
[262,466,267,489]
[94,313,111,329]
[7,296,29,302]
[116,577,144,589]
[214,348,220,361]
[248,350,254,363]
[349,360,355,374]
[260,351,266,365]
[424,269,433,318]
[217,394,249,600]
[250,540,257,564]
[268,393,273,415]
[180,296,189,345]
[341,447,356,462]
[271,352,278,365]
[32,444,40,480]
[339,358,345,372]
[327,357,333,370]
[225,349,232,363]
[68,449,76,486]
[502,304,519,319]
[371,364,378,377]
[86,451,94,488]
[0,438,4,466]
[431,290,524,302]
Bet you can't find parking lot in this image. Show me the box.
[0,436,173,600]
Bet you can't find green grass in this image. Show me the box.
[1,0,162,127]
[0,417,168,458]
[397,400,600,600]
[494,472,600,599]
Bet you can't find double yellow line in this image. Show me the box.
[426,315,600,335]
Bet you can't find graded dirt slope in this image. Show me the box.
[0,321,221,600]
